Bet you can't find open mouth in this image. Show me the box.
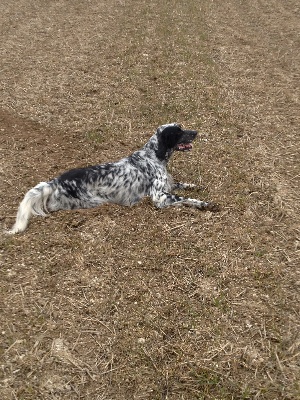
[176,143,193,151]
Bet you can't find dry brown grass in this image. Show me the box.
[1,0,299,399]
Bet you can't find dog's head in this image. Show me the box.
[155,123,198,162]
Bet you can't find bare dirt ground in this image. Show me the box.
[0,0,299,399]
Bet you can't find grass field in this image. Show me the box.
[0,0,299,399]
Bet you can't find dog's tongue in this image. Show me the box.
[177,143,193,151]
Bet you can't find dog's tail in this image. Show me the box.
[8,182,54,234]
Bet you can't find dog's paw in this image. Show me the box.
[195,185,208,192]
[206,202,221,212]
[181,183,197,190]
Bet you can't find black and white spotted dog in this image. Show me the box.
[9,123,218,234]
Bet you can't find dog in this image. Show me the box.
[8,123,219,234]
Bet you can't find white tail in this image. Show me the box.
[8,182,53,234]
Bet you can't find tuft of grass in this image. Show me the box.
[85,127,105,143]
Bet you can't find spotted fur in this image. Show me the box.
[8,123,218,234]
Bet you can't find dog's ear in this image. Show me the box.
[154,124,181,161]
[160,125,183,149]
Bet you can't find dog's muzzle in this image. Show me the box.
[176,130,198,151]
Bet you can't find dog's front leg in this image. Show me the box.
[171,182,208,192]
[151,191,219,211]
[172,182,197,190]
